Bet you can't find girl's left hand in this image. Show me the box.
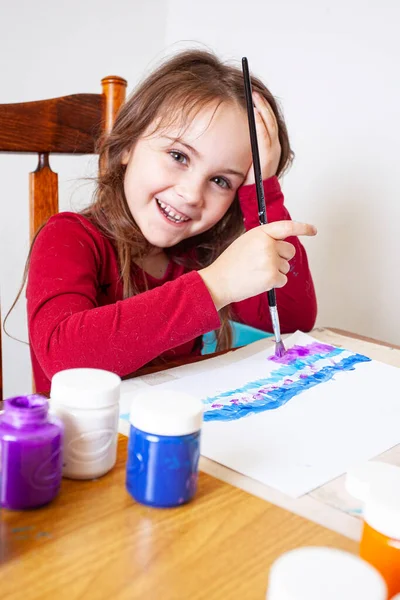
[243,92,282,186]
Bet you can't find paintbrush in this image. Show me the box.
[242,56,286,358]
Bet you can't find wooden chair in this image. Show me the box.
[0,76,128,402]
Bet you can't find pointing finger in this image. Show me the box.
[262,220,317,240]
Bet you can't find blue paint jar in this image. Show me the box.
[126,390,204,507]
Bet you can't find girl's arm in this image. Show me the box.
[231,176,317,333]
[27,214,220,382]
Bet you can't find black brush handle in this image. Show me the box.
[242,57,277,308]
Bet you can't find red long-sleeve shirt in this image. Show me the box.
[27,176,317,393]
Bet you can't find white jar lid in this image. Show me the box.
[364,476,400,539]
[129,390,204,436]
[346,460,400,502]
[51,368,121,409]
[266,547,387,600]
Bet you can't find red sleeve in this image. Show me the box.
[231,176,317,333]
[27,215,220,381]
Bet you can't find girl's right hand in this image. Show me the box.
[199,221,317,310]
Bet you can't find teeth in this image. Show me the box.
[156,198,190,223]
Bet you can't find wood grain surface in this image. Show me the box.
[1,436,356,600]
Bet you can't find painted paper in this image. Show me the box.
[121,331,400,497]
[203,340,370,422]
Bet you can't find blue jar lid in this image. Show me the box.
[129,390,204,436]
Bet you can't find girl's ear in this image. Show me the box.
[121,148,131,165]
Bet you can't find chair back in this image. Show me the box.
[0,76,128,401]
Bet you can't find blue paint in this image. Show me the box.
[125,425,201,507]
[202,347,346,404]
[203,353,371,422]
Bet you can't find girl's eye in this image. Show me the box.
[169,150,187,164]
[212,176,231,190]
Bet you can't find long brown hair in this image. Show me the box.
[7,49,294,352]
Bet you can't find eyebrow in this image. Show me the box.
[164,136,246,179]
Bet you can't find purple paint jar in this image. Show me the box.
[0,394,64,509]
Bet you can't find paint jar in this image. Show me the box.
[0,394,64,510]
[360,477,400,597]
[126,389,204,507]
[266,547,387,599]
[50,368,121,480]
[345,460,400,597]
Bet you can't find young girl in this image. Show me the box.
[26,49,317,393]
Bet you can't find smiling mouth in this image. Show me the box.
[155,198,191,224]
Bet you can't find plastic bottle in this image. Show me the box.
[0,394,64,509]
[360,477,400,597]
[346,460,400,597]
[51,368,121,479]
[126,389,204,507]
[266,546,387,599]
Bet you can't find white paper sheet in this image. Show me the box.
[121,331,400,497]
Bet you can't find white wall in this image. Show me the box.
[165,1,400,340]
[0,0,168,397]
[2,0,400,398]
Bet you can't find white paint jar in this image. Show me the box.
[266,547,387,600]
[50,368,121,480]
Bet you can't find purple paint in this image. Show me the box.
[0,395,64,510]
[269,342,335,364]
[274,340,286,358]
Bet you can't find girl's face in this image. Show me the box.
[122,101,252,249]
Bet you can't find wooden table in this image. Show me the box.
[7,327,393,598]
[1,434,356,599]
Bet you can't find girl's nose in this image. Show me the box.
[176,177,204,208]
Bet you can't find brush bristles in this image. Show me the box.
[274,340,286,358]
